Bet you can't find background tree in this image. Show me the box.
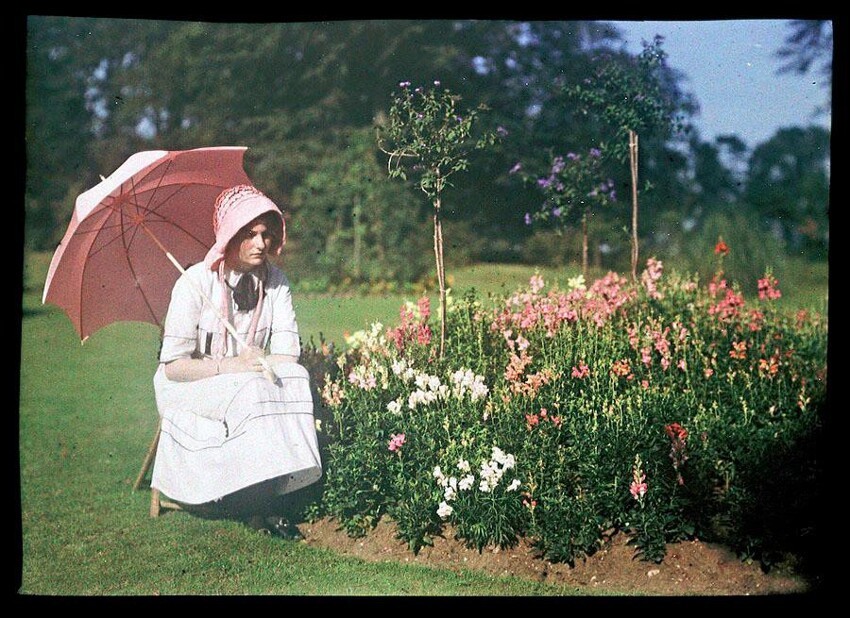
[25,18,827,289]
[289,127,431,288]
[567,36,694,279]
[517,147,616,278]
[775,20,833,105]
[378,81,501,357]
[744,126,830,258]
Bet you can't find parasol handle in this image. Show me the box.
[140,224,277,382]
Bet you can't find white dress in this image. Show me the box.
[150,262,322,505]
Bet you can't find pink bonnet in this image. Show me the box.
[203,184,286,271]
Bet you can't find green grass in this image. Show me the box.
[18,250,827,594]
[19,252,595,596]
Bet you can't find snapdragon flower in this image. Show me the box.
[437,501,453,519]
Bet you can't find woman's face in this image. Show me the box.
[226,217,277,271]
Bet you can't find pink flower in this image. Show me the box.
[388,433,406,452]
[530,274,545,294]
[665,423,689,485]
[729,340,748,360]
[417,296,431,321]
[640,258,664,300]
[757,275,782,301]
[610,359,632,379]
[630,477,648,500]
[571,363,590,379]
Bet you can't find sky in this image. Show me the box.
[608,19,832,148]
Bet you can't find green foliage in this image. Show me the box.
[566,36,689,162]
[744,126,830,256]
[378,81,502,197]
[289,127,432,286]
[677,211,789,292]
[309,255,827,566]
[378,80,503,356]
[518,147,617,229]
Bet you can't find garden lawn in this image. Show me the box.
[17,252,589,596]
[17,251,827,594]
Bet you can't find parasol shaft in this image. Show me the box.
[139,223,277,381]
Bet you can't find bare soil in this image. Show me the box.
[298,516,821,596]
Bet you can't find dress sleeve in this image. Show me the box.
[159,268,203,363]
[269,273,301,358]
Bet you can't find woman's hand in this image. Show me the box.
[163,347,277,382]
[221,346,266,374]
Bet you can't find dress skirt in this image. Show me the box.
[151,361,322,505]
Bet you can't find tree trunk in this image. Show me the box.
[352,195,362,280]
[581,211,589,280]
[433,183,447,359]
[629,129,640,281]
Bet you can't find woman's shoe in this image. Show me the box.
[265,516,304,540]
[244,515,303,540]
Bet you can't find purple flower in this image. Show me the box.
[537,177,552,188]
[455,115,463,123]
[497,126,508,137]
[551,156,565,174]
[552,207,562,218]
[524,212,532,225]
[566,152,579,161]
[609,190,617,202]
[509,162,522,175]
[434,80,441,86]
[399,81,411,88]
[589,147,601,158]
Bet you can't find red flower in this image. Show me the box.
[714,239,729,256]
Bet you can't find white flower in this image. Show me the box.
[387,399,402,414]
[506,479,521,492]
[414,373,430,391]
[458,474,475,491]
[490,446,515,469]
[437,501,454,519]
[568,274,586,291]
[391,359,407,376]
[314,419,323,432]
[433,466,445,481]
[478,480,492,493]
[444,485,457,501]
[428,375,442,391]
[456,459,470,473]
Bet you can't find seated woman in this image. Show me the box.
[151,184,321,538]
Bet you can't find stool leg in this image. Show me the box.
[134,419,161,491]
[150,488,162,518]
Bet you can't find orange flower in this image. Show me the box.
[714,239,729,256]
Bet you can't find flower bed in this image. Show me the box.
[304,259,827,566]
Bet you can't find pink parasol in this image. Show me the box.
[43,146,253,343]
